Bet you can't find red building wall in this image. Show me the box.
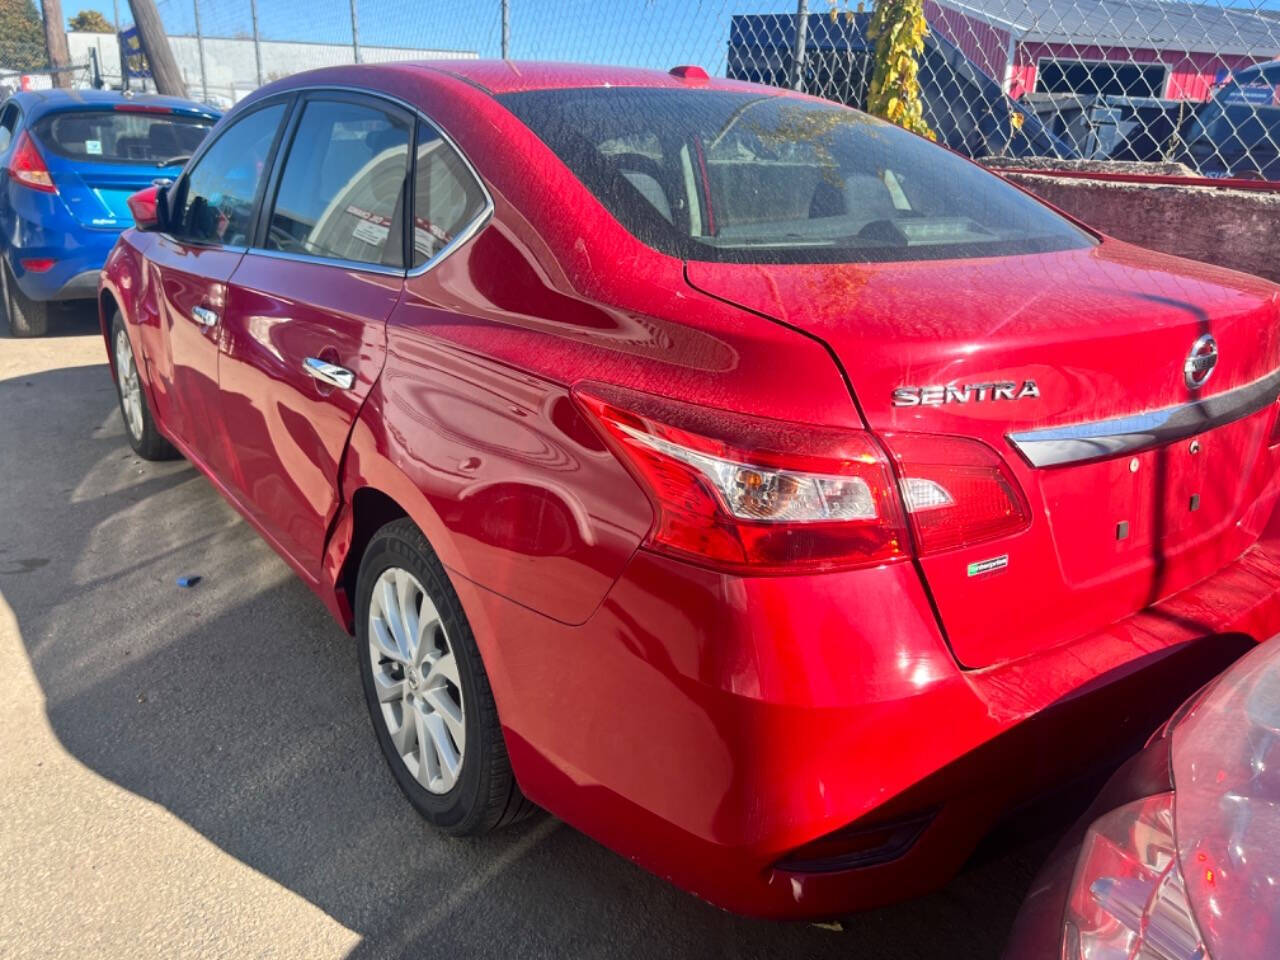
[1008,42,1264,100]
[924,0,1012,84]
[925,2,1267,101]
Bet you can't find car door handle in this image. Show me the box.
[303,357,355,391]
[191,305,219,328]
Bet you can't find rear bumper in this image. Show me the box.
[453,520,1280,919]
[5,201,120,302]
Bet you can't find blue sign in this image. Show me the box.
[119,27,152,80]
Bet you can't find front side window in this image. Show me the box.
[499,88,1093,265]
[411,119,487,267]
[174,102,285,246]
[32,110,213,164]
[265,98,411,267]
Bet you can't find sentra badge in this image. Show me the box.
[892,380,1040,407]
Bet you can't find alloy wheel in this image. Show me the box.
[368,567,466,794]
[114,328,144,442]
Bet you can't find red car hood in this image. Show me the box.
[687,242,1280,667]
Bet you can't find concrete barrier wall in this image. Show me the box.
[985,160,1280,285]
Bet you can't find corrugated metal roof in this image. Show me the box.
[936,0,1280,56]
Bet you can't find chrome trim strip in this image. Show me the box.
[244,247,407,277]
[1007,367,1280,468]
[407,204,494,278]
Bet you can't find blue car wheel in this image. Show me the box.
[1,259,49,337]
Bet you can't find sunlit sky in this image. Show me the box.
[41,0,1280,69]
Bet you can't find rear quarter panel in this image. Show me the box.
[313,65,864,626]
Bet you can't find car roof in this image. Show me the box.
[5,88,220,119]
[408,60,776,96]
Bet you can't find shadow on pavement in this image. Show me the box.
[0,360,1052,959]
[0,298,102,339]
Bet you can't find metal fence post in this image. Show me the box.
[349,0,362,64]
[501,0,510,59]
[249,0,264,87]
[790,0,808,91]
[192,0,208,102]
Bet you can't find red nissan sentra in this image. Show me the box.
[100,61,1280,918]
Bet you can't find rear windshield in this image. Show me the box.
[33,110,213,165]
[499,88,1093,264]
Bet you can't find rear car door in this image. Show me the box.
[217,92,411,577]
[146,100,289,469]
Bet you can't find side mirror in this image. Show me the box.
[127,184,165,231]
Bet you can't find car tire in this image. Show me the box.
[2,260,49,338]
[356,518,535,835]
[110,311,178,461]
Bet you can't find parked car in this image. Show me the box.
[0,89,218,336]
[1183,59,1280,181]
[101,61,1280,918]
[1005,635,1280,959]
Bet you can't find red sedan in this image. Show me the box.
[100,61,1280,918]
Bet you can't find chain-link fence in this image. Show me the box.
[0,0,90,96]
[33,0,1280,180]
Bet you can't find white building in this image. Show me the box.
[65,31,476,107]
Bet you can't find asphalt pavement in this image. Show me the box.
[0,304,1054,959]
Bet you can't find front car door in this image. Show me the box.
[145,99,289,474]
[217,91,412,578]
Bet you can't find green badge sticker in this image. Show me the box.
[967,555,1009,577]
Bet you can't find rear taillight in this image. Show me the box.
[8,131,55,193]
[883,432,1031,555]
[575,386,1032,574]
[575,385,908,574]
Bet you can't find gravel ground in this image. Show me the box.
[0,304,1054,959]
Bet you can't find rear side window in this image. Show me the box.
[33,110,213,164]
[265,99,411,268]
[411,120,488,267]
[174,102,285,246]
[499,88,1092,265]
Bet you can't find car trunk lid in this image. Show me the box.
[49,165,173,228]
[686,241,1280,668]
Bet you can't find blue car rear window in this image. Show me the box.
[33,110,213,165]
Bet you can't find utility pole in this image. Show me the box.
[349,0,361,64]
[790,0,809,91]
[114,0,128,91]
[127,0,186,96]
[249,0,263,86]
[192,0,207,101]
[501,0,510,59]
[42,0,73,89]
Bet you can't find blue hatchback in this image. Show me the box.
[0,89,219,336]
